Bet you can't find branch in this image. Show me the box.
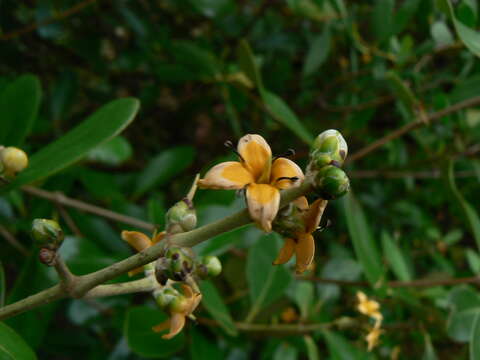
[0,182,312,320]
[348,96,480,163]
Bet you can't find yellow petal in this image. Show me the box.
[246,184,280,232]
[295,233,315,274]
[270,157,304,189]
[189,293,202,315]
[152,231,166,244]
[273,238,296,265]
[198,161,253,189]
[304,199,328,234]
[293,196,309,211]
[237,134,272,181]
[162,313,186,339]
[121,231,152,252]
[152,319,170,333]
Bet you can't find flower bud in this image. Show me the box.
[0,147,28,178]
[169,294,190,314]
[31,219,64,250]
[165,199,197,235]
[198,256,222,278]
[155,257,171,285]
[314,165,350,200]
[164,247,195,281]
[310,129,348,168]
[272,203,305,238]
[154,287,179,309]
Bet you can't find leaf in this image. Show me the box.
[0,322,37,360]
[372,0,394,43]
[124,305,185,358]
[199,280,238,336]
[273,342,298,360]
[260,89,314,145]
[393,0,421,35]
[431,21,455,47]
[446,285,480,342]
[422,332,438,360]
[466,249,480,274]
[323,330,369,360]
[0,74,42,146]
[440,0,480,57]
[291,281,314,319]
[171,41,220,79]
[2,98,140,193]
[237,40,264,90]
[190,328,224,360]
[443,160,480,251]
[381,231,412,282]
[86,136,133,166]
[303,27,331,77]
[342,192,384,286]
[134,146,195,197]
[470,312,480,360]
[0,261,4,307]
[246,233,293,320]
[304,335,319,360]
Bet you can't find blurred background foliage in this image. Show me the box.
[1,0,480,359]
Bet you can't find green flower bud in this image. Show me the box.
[169,294,190,314]
[310,129,348,168]
[31,219,64,250]
[154,287,179,309]
[0,147,28,178]
[165,198,197,235]
[314,165,350,200]
[199,256,222,277]
[165,247,195,281]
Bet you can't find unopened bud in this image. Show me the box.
[155,257,171,285]
[154,287,178,309]
[31,219,64,250]
[198,256,222,278]
[169,294,190,314]
[165,199,197,234]
[310,129,348,169]
[314,165,350,200]
[1,147,28,178]
[162,247,195,281]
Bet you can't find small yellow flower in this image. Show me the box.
[273,197,328,274]
[121,230,165,276]
[152,283,202,339]
[365,323,383,351]
[356,291,382,322]
[198,134,304,232]
[0,146,28,178]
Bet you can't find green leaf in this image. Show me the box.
[381,231,412,282]
[303,27,331,77]
[86,136,133,166]
[190,328,224,360]
[443,160,480,251]
[422,332,438,360]
[0,261,4,307]
[470,312,480,360]
[0,74,42,146]
[342,192,384,286]
[273,342,298,360]
[466,249,480,274]
[2,98,140,193]
[440,0,480,57]
[246,233,293,321]
[0,322,37,360]
[372,0,394,43]
[431,21,455,47]
[134,146,195,197]
[394,0,421,35]
[323,330,369,360]
[386,71,419,112]
[171,41,220,79]
[260,89,314,145]
[199,280,238,336]
[237,40,264,90]
[446,286,480,342]
[291,281,314,319]
[304,335,319,360]
[124,305,185,358]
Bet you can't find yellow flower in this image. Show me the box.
[356,291,382,322]
[365,323,383,351]
[152,284,202,339]
[121,230,165,276]
[198,134,304,232]
[273,197,328,274]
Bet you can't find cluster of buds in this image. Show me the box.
[165,198,197,235]
[308,129,350,200]
[356,291,384,351]
[31,219,64,266]
[0,146,28,179]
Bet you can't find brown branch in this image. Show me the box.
[0,0,99,41]
[22,186,156,231]
[347,96,480,163]
[0,225,29,256]
[350,169,477,179]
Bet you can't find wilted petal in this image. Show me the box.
[246,184,280,232]
[273,238,296,265]
[237,134,272,181]
[152,319,170,333]
[198,161,253,189]
[162,313,186,339]
[304,199,328,233]
[295,233,315,274]
[270,157,304,189]
[152,231,166,244]
[121,231,152,252]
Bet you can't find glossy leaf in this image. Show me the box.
[87,136,133,166]
[2,98,140,193]
[199,280,238,336]
[0,74,41,146]
[124,305,185,358]
[381,231,412,281]
[0,322,37,360]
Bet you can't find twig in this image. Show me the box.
[22,186,156,231]
[53,256,76,292]
[0,0,98,41]
[349,169,477,179]
[55,200,83,237]
[348,96,480,163]
[0,225,29,256]
[83,277,156,298]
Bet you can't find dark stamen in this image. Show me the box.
[224,140,245,162]
[315,219,332,233]
[276,176,299,183]
[274,148,296,160]
[330,160,341,168]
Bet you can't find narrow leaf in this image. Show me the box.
[381,231,412,281]
[237,40,264,90]
[423,332,438,360]
[303,28,331,77]
[0,322,37,360]
[304,335,320,360]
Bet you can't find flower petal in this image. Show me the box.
[121,231,152,252]
[293,196,309,211]
[304,199,328,234]
[152,231,166,244]
[273,238,296,265]
[270,157,304,189]
[237,134,272,181]
[152,319,170,333]
[162,313,186,339]
[246,183,280,232]
[198,161,253,189]
[295,233,315,274]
